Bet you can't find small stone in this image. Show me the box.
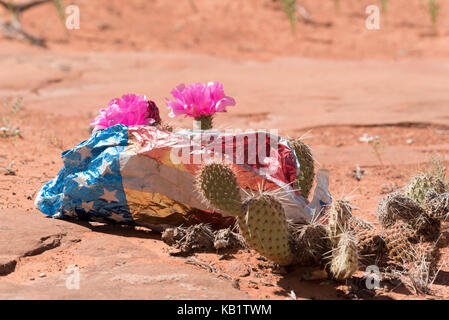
[39,273,46,278]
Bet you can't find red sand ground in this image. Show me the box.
[1,0,449,299]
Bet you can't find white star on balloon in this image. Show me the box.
[72,172,90,188]
[97,157,113,176]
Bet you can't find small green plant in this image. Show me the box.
[0,97,23,138]
[428,153,448,190]
[280,0,297,29]
[428,0,440,32]
[380,0,388,12]
[369,136,384,165]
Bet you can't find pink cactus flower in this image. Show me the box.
[90,94,161,132]
[165,82,236,119]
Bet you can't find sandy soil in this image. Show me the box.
[1,1,449,300]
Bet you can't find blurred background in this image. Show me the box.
[1,0,449,59]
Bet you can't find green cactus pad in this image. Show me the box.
[239,194,293,266]
[290,139,315,199]
[196,161,242,215]
[405,174,446,207]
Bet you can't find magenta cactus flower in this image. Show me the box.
[90,94,161,132]
[165,82,235,129]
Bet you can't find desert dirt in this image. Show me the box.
[1,0,449,300]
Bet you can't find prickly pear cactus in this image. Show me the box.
[290,139,315,199]
[239,194,294,266]
[404,174,446,207]
[425,191,449,222]
[381,221,416,263]
[410,214,441,242]
[377,192,424,228]
[415,242,441,274]
[355,228,384,256]
[348,217,375,234]
[377,191,441,242]
[327,232,358,281]
[328,199,353,241]
[196,161,242,215]
[291,222,331,267]
[196,160,294,265]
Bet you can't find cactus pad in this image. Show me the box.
[405,174,446,207]
[196,161,242,215]
[328,199,353,240]
[377,192,424,228]
[239,194,293,266]
[411,214,441,242]
[290,139,315,199]
[291,222,332,267]
[425,192,449,222]
[355,228,384,256]
[328,232,358,281]
[381,221,416,263]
